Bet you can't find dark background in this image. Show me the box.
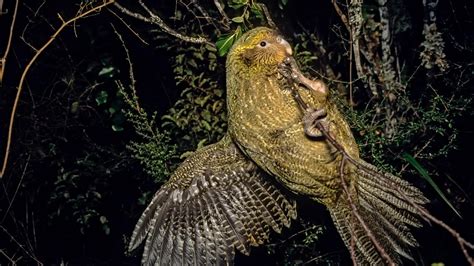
[0,0,473,265]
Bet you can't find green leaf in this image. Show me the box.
[402,153,462,218]
[250,4,264,19]
[112,124,124,132]
[216,35,235,57]
[70,101,79,113]
[95,90,108,106]
[197,138,207,149]
[98,66,115,77]
[201,120,212,131]
[99,215,108,224]
[216,27,242,57]
[278,0,288,10]
[231,16,244,23]
[228,0,248,9]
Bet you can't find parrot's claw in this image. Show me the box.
[278,57,300,83]
[303,108,329,138]
[278,62,294,81]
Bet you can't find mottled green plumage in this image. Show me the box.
[226,27,428,264]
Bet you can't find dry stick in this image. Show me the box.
[114,1,215,48]
[112,27,161,144]
[266,225,322,247]
[1,155,30,222]
[331,0,350,32]
[315,111,474,264]
[326,124,394,265]
[287,77,474,264]
[348,34,354,106]
[108,8,149,45]
[213,0,230,27]
[0,0,115,178]
[0,0,19,85]
[287,79,395,264]
[0,225,42,265]
[258,3,276,29]
[341,156,359,265]
[0,249,20,265]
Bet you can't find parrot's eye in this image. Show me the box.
[258,41,267,47]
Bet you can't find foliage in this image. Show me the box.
[160,31,227,153]
[266,222,336,264]
[48,146,123,235]
[403,153,461,218]
[118,80,176,182]
[0,0,473,264]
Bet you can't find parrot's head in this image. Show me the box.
[227,27,292,74]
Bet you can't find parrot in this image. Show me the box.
[128,134,297,265]
[226,26,428,264]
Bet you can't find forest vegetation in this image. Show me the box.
[0,0,473,264]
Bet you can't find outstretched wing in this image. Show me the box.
[128,135,297,265]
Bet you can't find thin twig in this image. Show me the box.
[114,1,215,48]
[0,225,42,265]
[258,3,276,29]
[111,24,136,89]
[302,90,473,263]
[0,0,115,178]
[1,155,30,222]
[0,249,20,264]
[334,142,395,265]
[0,0,19,85]
[283,59,474,264]
[318,102,474,265]
[189,0,219,31]
[108,8,149,45]
[266,224,322,247]
[113,28,160,143]
[331,0,350,32]
[213,0,230,29]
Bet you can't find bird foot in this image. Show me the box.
[278,57,327,95]
[303,108,329,138]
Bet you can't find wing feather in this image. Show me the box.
[129,135,296,265]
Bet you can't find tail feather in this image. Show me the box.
[359,187,422,228]
[361,197,418,247]
[329,159,428,264]
[357,160,428,204]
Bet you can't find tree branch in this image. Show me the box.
[280,57,474,264]
[0,0,19,85]
[0,0,115,178]
[113,1,215,48]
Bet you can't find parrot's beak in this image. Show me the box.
[277,36,293,56]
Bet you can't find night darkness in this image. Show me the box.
[0,0,473,265]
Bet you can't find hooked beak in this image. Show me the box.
[278,36,293,56]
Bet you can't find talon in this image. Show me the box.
[303,108,329,138]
